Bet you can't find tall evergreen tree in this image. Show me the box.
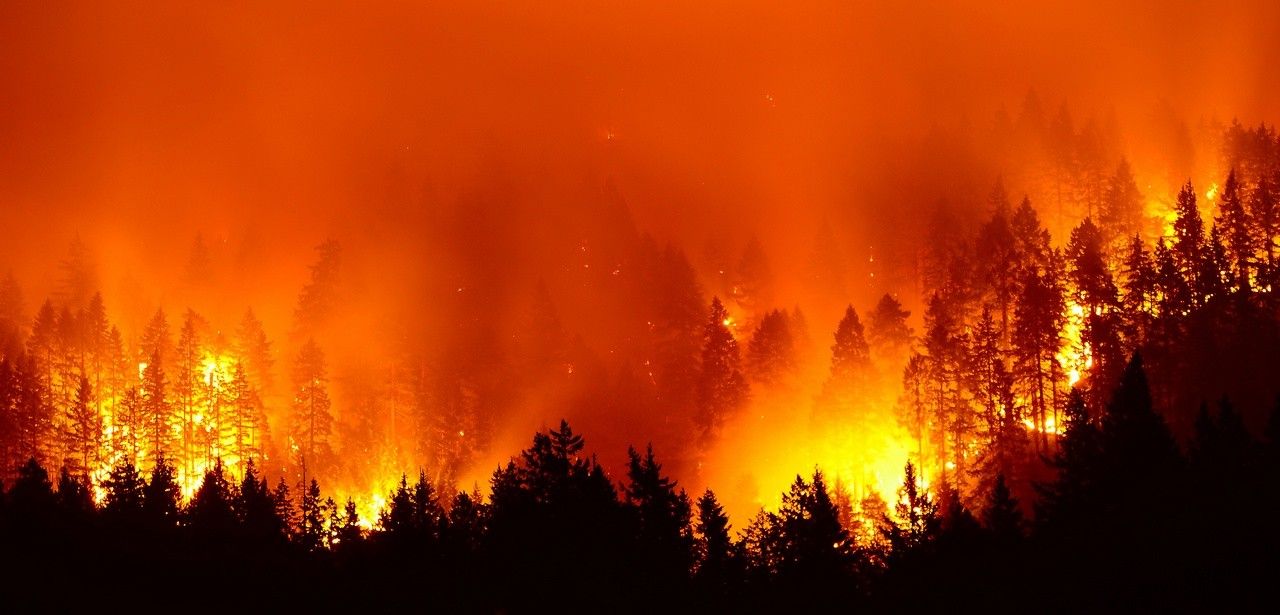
[143,453,181,528]
[695,298,747,446]
[885,461,941,554]
[290,338,334,479]
[140,350,173,465]
[867,293,913,358]
[61,373,100,476]
[1172,181,1206,302]
[1216,169,1254,290]
[694,489,738,595]
[624,444,694,585]
[745,309,795,388]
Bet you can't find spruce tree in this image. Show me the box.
[695,298,747,446]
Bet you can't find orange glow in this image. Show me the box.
[0,1,1277,528]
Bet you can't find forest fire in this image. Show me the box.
[2,1,1280,610]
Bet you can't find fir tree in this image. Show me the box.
[1216,169,1254,290]
[290,338,334,478]
[745,309,795,387]
[102,460,146,522]
[694,489,737,593]
[143,453,181,528]
[61,373,100,476]
[867,293,913,359]
[297,478,326,552]
[695,298,748,446]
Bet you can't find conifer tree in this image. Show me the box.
[1172,181,1206,301]
[625,444,694,581]
[695,298,747,446]
[290,338,334,478]
[983,473,1023,542]
[143,453,181,528]
[694,489,737,592]
[140,350,173,465]
[61,373,100,476]
[1100,158,1144,245]
[298,478,326,552]
[745,309,795,387]
[1247,171,1278,285]
[828,305,871,382]
[102,460,146,522]
[188,459,236,536]
[885,461,940,554]
[272,477,297,539]
[1216,169,1254,290]
[867,293,913,359]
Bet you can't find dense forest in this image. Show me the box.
[0,119,1278,609]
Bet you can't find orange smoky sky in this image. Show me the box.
[4,1,1277,257]
[2,1,1280,512]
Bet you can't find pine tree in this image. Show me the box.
[297,478,326,552]
[694,489,737,593]
[290,338,333,479]
[828,305,871,382]
[82,292,109,417]
[1216,169,1254,290]
[143,453,181,528]
[1121,235,1156,343]
[1035,388,1101,525]
[334,498,364,551]
[1012,260,1065,451]
[116,388,144,466]
[234,308,274,397]
[867,293,913,359]
[1153,239,1190,317]
[8,458,56,526]
[983,473,1023,542]
[102,460,146,522]
[272,477,296,539]
[975,188,1018,341]
[885,461,940,554]
[772,470,854,585]
[140,350,173,466]
[625,444,694,582]
[922,293,972,479]
[1100,158,1144,245]
[227,362,264,470]
[26,301,59,460]
[745,309,794,387]
[13,355,53,467]
[236,459,285,542]
[103,326,128,447]
[294,239,342,335]
[1247,171,1278,287]
[1172,181,1206,302]
[188,459,236,537]
[139,308,172,372]
[55,466,95,527]
[173,309,204,478]
[695,298,747,446]
[61,373,101,476]
[899,353,931,471]
[1098,354,1182,481]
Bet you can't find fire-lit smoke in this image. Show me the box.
[1,2,1279,522]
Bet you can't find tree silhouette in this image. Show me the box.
[695,298,747,447]
[624,444,694,590]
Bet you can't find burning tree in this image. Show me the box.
[290,338,334,481]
